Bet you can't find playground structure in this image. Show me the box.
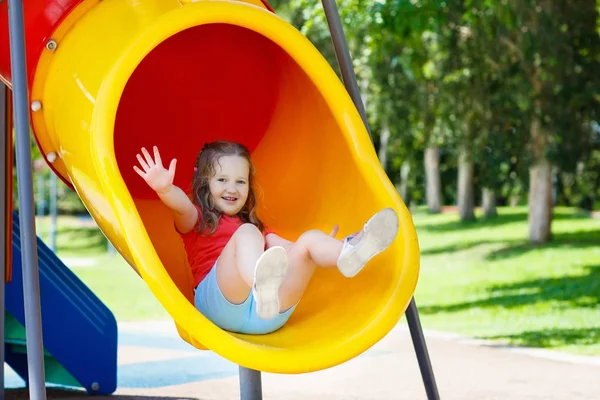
[1,0,439,399]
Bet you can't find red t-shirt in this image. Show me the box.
[179,210,274,287]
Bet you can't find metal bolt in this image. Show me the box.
[47,152,58,163]
[31,100,42,112]
[46,39,57,51]
[91,382,100,391]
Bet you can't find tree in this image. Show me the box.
[468,0,600,241]
[369,0,453,213]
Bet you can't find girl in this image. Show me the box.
[133,141,399,335]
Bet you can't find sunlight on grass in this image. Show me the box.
[413,206,600,355]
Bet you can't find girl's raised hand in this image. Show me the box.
[133,146,177,194]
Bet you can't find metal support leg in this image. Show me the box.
[405,298,440,399]
[0,81,7,400]
[7,1,48,399]
[320,0,440,398]
[239,366,263,400]
[320,0,371,141]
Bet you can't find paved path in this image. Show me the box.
[5,321,600,399]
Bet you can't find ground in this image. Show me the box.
[4,321,600,399]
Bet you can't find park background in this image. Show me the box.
[20,0,600,358]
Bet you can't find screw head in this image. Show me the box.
[46,39,57,51]
[47,152,58,163]
[91,382,100,391]
[31,100,42,112]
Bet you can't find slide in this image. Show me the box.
[0,0,420,374]
[5,213,117,395]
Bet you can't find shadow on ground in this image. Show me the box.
[417,210,590,234]
[421,264,600,314]
[5,388,200,400]
[481,326,600,349]
[420,229,600,258]
[485,229,600,260]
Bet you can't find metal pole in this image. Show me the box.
[239,366,262,400]
[405,298,440,399]
[7,1,48,399]
[36,174,45,216]
[320,1,440,398]
[0,81,8,400]
[320,0,371,141]
[49,173,57,251]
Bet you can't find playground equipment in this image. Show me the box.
[1,0,439,399]
[6,212,118,394]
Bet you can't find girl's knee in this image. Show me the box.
[235,223,263,239]
[297,230,322,245]
[300,229,322,239]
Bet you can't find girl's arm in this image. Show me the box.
[134,146,198,234]
[156,184,198,234]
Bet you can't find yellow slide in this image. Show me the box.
[25,0,419,373]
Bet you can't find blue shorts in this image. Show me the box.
[194,261,296,335]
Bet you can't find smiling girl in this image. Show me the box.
[134,141,398,334]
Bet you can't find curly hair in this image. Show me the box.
[192,141,264,235]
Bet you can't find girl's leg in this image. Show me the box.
[217,223,288,318]
[278,208,399,310]
[216,223,266,304]
[279,230,342,310]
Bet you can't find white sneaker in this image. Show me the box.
[337,208,399,278]
[252,246,289,320]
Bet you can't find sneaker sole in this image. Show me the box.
[253,246,289,320]
[338,208,399,278]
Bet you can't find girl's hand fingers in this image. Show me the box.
[133,165,145,179]
[153,146,163,167]
[168,158,177,175]
[329,224,339,237]
[141,147,155,167]
[136,154,150,171]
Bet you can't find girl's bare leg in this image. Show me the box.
[217,223,288,319]
[278,208,399,310]
[278,230,343,310]
[216,223,266,304]
[216,209,398,316]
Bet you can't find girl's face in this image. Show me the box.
[208,155,250,216]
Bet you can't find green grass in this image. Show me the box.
[413,206,600,355]
[29,208,600,356]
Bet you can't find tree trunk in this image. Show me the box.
[457,149,475,221]
[528,160,553,243]
[378,124,391,172]
[360,75,369,110]
[424,147,442,213]
[482,188,497,218]
[398,161,411,201]
[528,106,553,243]
[509,195,520,207]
